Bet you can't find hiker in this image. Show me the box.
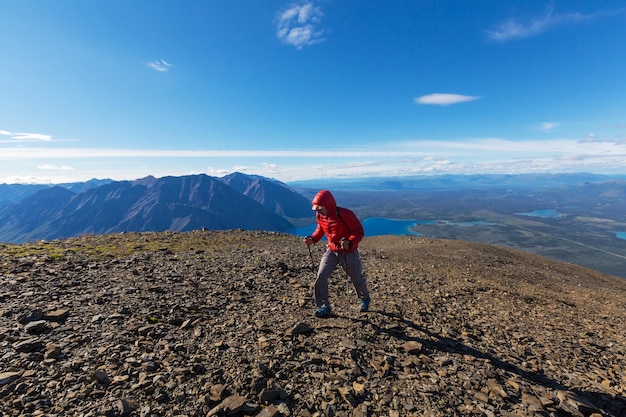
[303,190,371,317]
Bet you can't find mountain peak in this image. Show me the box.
[0,173,309,243]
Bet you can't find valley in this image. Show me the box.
[318,186,626,279]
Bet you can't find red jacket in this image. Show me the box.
[310,190,364,252]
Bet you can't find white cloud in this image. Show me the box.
[3,137,626,183]
[261,162,279,173]
[12,132,54,141]
[487,5,601,42]
[540,122,560,132]
[0,148,418,159]
[1,175,58,185]
[37,164,74,171]
[2,137,625,162]
[415,94,480,106]
[0,130,56,142]
[147,59,172,72]
[275,2,326,49]
[232,165,253,172]
[206,167,231,177]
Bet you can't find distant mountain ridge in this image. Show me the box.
[4,173,623,206]
[0,173,312,243]
[288,172,626,191]
[0,178,113,207]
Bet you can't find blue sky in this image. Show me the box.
[1,1,625,184]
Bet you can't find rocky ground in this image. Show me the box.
[1,230,625,417]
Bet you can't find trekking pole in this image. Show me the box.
[307,244,316,272]
[306,244,317,300]
[342,251,351,309]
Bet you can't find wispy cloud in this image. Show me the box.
[37,164,74,171]
[147,59,172,72]
[0,130,54,142]
[487,4,602,42]
[540,122,560,132]
[0,148,421,159]
[415,94,481,106]
[275,1,326,49]
[261,162,279,173]
[3,138,626,183]
[206,167,232,177]
[13,132,54,141]
[2,138,624,161]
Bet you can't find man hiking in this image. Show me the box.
[303,190,371,317]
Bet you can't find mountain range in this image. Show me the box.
[288,172,626,191]
[2,172,626,279]
[0,173,312,243]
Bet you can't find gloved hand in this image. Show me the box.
[303,236,315,245]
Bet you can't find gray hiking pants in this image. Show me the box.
[314,248,370,308]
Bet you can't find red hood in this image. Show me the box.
[312,190,337,212]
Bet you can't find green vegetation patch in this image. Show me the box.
[0,230,295,263]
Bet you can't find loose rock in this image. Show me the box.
[0,230,625,416]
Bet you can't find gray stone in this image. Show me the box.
[24,320,48,334]
[44,308,70,322]
[0,372,21,386]
[13,338,44,353]
[288,322,313,335]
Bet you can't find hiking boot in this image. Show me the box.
[359,297,371,312]
[314,306,332,318]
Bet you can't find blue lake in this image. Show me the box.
[288,217,496,237]
[515,209,562,218]
[435,220,496,227]
[613,231,626,241]
[363,218,434,236]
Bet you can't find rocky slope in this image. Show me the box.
[0,231,625,417]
